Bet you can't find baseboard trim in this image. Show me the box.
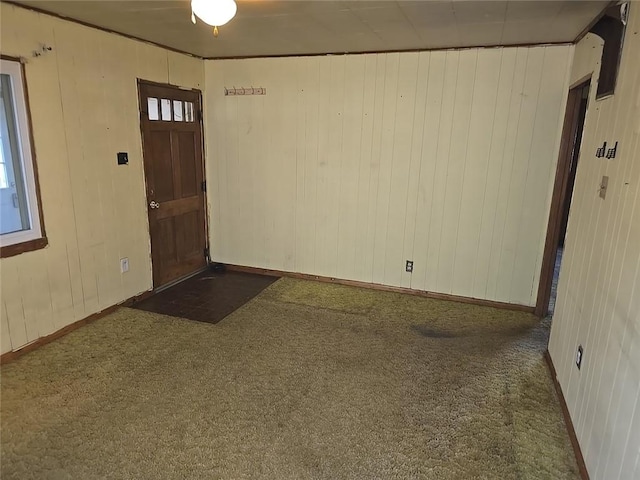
[226,264,535,313]
[0,289,154,365]
[544,350,590,480]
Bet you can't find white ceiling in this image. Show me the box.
[12,0,610,58]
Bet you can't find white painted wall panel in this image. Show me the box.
[205,45,572,306]
[548,6,640,479]
[0,4,204,354]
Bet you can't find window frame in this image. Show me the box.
[0,55,47,258]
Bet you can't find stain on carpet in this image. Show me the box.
[411,325,460,338]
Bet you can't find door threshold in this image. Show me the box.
[154,266,209,294]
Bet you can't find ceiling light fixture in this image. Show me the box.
[191,0,237,37]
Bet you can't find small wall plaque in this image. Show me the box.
[596,141,618,159]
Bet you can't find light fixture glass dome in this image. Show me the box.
[191,0,237,27]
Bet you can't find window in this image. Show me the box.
[146,96,196,123]
[0,58,46,256]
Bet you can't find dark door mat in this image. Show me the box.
[133,270,279,324]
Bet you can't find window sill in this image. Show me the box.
[0,237,48,258]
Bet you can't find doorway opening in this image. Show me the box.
[536,80,590,317]
[138,80,208,290]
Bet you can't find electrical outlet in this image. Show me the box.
[406,260,414,273]
[120,257,129,273]
[576,345,583,370]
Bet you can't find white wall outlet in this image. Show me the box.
[120,257,129,273]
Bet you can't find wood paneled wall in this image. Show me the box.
[0,4,204,354]
[548,6,640,479]
[204,45,572,306]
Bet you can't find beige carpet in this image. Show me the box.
[1,278,578,479]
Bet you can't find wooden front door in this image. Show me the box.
[138,81,207,288]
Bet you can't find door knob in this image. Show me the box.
[149,201,160,209]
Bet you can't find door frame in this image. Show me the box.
[136,78,210,289]
[535,78,591,317]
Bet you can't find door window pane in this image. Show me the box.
[185,102,194,122]
[0,73,31,235]
[173,100,183,121]
[161,99,171,121]
[147,97,159,120]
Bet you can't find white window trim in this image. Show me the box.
[0,59,42,248]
